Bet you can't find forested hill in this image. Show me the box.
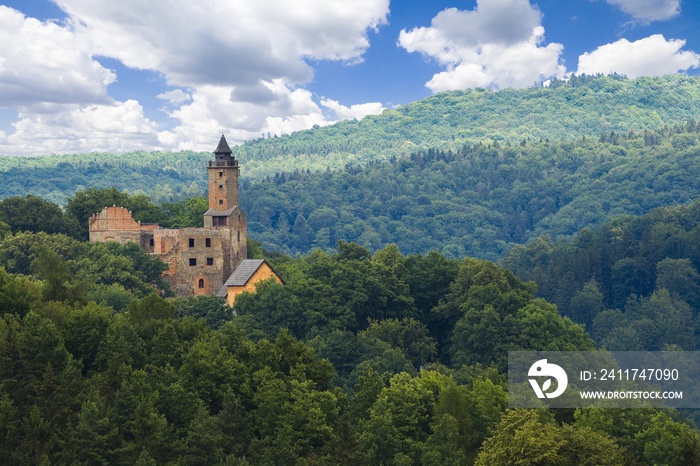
[236,74,700,175]
[242,121,700,259]
[502,198,700,353]
[3,74,700,204]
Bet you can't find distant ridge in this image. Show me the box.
[2,74,700,203]
[232,74,700,174]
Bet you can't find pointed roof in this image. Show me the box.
[214,134,232,156]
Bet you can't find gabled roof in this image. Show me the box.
[215,259,283,298]
[214,134,232,156]
[224,259,266,286]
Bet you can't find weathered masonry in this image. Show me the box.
[89,135,247,297]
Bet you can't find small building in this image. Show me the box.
[216,259,283,307]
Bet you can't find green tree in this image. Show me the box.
[0,267,43,317]
[568,279,605,327]
[172,295,234,329]
[656,258,700,310]
[358,318,436,369]
[0,195,80,238]
[62,302,113,375]
[71,399,121,466]
[360,372,434,465]
[476,410,624,466]
[32,247,87,304]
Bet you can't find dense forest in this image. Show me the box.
[1,226,699,464]
[502,198,700,353]
[3,74,700,204]
[240,121,700,259]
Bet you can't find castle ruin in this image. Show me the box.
[88,135,247,296]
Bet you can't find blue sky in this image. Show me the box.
[0,0,698,156]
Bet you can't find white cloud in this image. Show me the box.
[320,99,384,121]
[577,34,700,78]
[157,89,191,106]
[55,0,389,88]
[158,81,331,151]
[0,7,164,156]
[398,0,565,92]
[605,0,680,23]
[0,6,115,106]
[0,100,160,156]
[0,1,390,155]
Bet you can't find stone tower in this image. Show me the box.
[202,135,247,285]
[207,135,239,212]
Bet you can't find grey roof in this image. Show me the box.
[223,259,266,287]
[214,134,232,155]
[216,259,284,299]
[203,206,238,217]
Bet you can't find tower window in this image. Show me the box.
[237,230,240,242]
[205,238,211,247]
[149,238,154,246]
[189,238,195,247]
[207,257,214,266]
[219,199,224,205]
[189,258,197,266]
[219,171,224,177]
[198,278,205,289]
[219,184,223,189]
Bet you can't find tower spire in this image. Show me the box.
[214,134,232,156]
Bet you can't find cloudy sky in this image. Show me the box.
[0,0,698,156]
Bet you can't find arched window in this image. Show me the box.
[194,276,208,296]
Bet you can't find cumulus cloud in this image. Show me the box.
[320,99,384,121]
[157,89,191,106]
[398,0,565,92]
[0,6,165,156]
[158,81,332,151]
[0,1,390,155]
[0,6,115,106]
[605,0,680,23]
[577,34,700,78]
[55,0,389,88]
[0,100,160,156]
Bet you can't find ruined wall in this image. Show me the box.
[88,206,142,244]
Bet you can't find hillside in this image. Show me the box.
[241,121,700,259]
[4,121,699,261]
[502,198,700,352]
[2,74,700,204]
